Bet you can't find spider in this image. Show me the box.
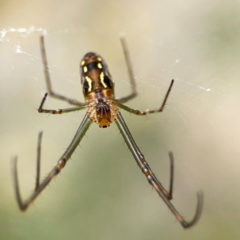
[12,35,203,228]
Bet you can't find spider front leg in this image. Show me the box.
[115,112,203,228]
[40,35,86,107]
[12,114,92,211]
[117,79,174,115]
[38,93,87,114]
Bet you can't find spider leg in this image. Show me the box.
[115,36,137,103]
[115,112,203,228]
[40,35,86,107]
[168,151,174,200]
[12,114,92,211]
[35,131,43,190]
[116,79,174,115]
[38,93,88,114]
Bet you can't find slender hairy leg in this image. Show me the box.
[38,93,88,114]
[40,35,86,106]
[35,132,43,191]
[115,112,203,228]
[115,36,137,103]
[168,151,174,200]
[115,112,173,200]
[117,79,174,115]
[12,114,92,211]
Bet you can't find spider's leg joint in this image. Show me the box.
[58,158,67,169]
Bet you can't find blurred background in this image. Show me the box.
[1,0,240,239]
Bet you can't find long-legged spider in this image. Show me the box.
[12,35,203,228]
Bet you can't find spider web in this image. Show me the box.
[1,2,240,239]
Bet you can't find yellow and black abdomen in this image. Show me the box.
[80,52,115,99]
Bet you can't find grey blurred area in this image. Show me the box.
[1,0,240,239]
